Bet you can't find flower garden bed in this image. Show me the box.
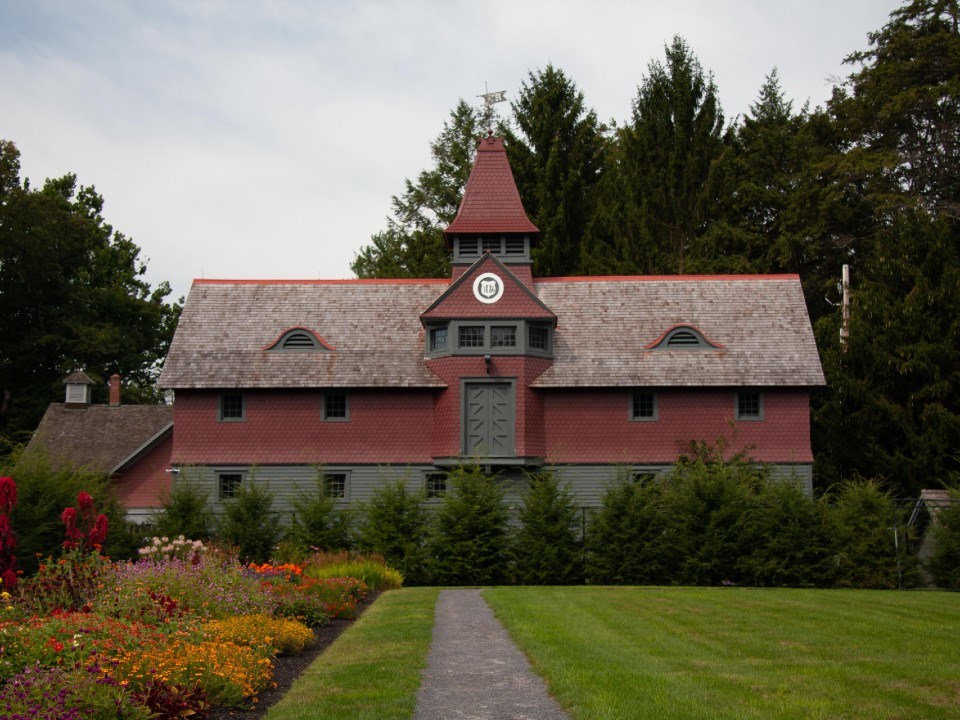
[0,481,400,719]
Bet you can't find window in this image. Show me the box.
[430,326,448,351]
[323,391,348,421]
[218,472,243,500]
[458,326,485,348]
[491,326,516,348]
[528,325,549,351]
[219,392,245,422]
[736,391,763,420]
[630,391,658,421]
[425,472,447,499]
[323,473,347,499]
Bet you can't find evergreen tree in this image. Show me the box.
[424,465,510,585]
[811,0,960,493]
[584,472,673,585]
[504,65,604,277]
[356,478,429,585]
[150,480,214,541]
[618,37,725,274]
[216,478,282,564]
[511,471,582,585]
[285,473,353,552]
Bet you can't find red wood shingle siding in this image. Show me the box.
[172,390,436,465]
[541,388,814,464]
[114,434,173,509]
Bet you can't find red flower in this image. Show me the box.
[0,477,16,515]
[77,491,95,523]
[88,514,108,548]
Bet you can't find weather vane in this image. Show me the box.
[477,83,506,134]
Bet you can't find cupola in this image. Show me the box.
[63,371,94,407]
[444,133,539,275]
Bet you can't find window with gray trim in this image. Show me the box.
[218,472,243,500]
[736,391,763,420]
[425,472,447,499]
[218,392,245,422]
[630,391,658,420]
[458,326,485,348]
[528,325,549,351]
[323,391,349,421]
[323,472,348,499]
[430,326,448,351]
[491,326,517,347]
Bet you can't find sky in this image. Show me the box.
[1,0,896,302]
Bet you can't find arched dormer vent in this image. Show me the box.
[648,326,722,350]
[264,328,332,352]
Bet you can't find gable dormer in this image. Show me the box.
[421,253,556,358]
[444,134,539,276]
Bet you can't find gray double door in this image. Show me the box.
[463,382,515,458]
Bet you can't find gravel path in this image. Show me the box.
[413,588,571,720]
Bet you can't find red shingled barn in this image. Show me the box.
[158,135,825,513]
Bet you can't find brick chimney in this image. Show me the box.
[109,374,121,406]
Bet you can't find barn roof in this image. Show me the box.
[28,404,173,474]
[160,274,824,390]
[160,279,450,389]
[532,274,824,387]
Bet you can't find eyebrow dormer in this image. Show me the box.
[265,327,332,352]
[649,326,722,349]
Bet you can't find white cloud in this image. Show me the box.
[0,0,894,300]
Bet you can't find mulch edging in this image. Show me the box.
[207,591,381,720]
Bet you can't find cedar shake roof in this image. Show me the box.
[421,254,556,322]
[161,274,823,391]
[443,135,539,237]
[532,275,825,388]
[28,404,173,474]
[159,280,449,389]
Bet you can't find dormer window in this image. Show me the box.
[265,328,330,352]
[650,326,719,350]
[426,320,552,358]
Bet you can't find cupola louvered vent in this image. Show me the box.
[504,237,526,255]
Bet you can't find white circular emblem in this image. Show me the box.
[473,272,504,304]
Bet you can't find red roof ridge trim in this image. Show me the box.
[534,273,801,283]
[193,278,451,286]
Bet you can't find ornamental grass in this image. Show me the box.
[303,551,403,591]
[204,613,315,656]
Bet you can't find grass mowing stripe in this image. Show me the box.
[264,587,439,720]
[484,587,960,720]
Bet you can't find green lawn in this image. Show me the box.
[484,587,960,720]
[264,587,439,720]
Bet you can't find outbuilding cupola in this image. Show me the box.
[444,133,539,283]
